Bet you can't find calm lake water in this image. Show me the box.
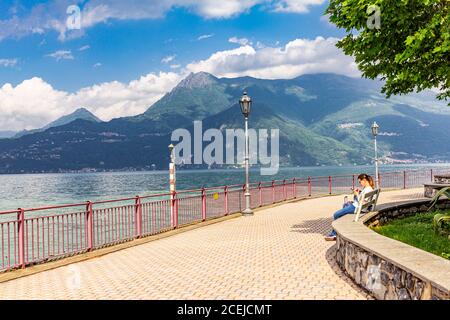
[0,163,449,211]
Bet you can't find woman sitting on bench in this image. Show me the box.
[325,173,375,241]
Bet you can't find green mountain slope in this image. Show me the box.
[14,107,101,138]
[0,72,448,173]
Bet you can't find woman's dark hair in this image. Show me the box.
[358,173,375,189]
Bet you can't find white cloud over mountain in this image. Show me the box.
[187,37,360,79]
[0,36,358,131]
[0,0,326,41]
[0,72,183,130]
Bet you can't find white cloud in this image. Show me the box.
[229,37,252,46]
[93,62,102,68]
[197,34,214,40]
[0,58,18,67]
[320,13,335,27]
[79,45,91,51]
[272,0,326,13]
[161,55,176,64]
[186,36,360,79]
[0,72,184,131]
[46,50,74,61]
[0,0,326,41]
[256,41,265,49]
[0,35,360,131]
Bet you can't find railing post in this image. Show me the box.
[272,180,275,204]
[242,185,246,211]
[293,178,297,198]
[308,177,312,197]
[283,179,287,201]
[175,193,179,227]
[258,182,262,207]
[378,172,382,188]
[224,186,229,216]
[202,188,207,222]
[329,176,332,195]
[403,171,407,189]
[171,191,178,229]
[135,196,142,238]
[17,208,25,269]
[86,201,93,251]
[352,175,355,190]
[431,169,433,182]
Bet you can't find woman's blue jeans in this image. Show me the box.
[328,203,356,237]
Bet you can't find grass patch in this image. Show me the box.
[372,211,450,260]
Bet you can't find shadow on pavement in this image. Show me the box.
[291,217,333,236]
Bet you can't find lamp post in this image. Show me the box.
[371,122,380,189]
[240,92,253,216]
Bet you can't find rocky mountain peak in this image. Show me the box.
[176,72,218,89]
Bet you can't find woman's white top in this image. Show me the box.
[352,186,374,207]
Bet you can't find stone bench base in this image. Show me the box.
[333,198,450,300]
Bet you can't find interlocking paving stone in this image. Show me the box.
[0,189,423,300]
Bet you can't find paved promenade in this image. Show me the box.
[0,189,424,300]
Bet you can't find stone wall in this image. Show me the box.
[336,237,449,300]
[335,198,450,300]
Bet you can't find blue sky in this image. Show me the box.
[0,0,358,131]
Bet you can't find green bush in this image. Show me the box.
[429,187,450,236]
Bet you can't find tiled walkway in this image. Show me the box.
[0,188,423,300]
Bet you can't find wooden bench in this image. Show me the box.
[354,189,381,222]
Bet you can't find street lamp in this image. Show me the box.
[239,92,253,216]
[371,122,380,189]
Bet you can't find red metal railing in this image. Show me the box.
[0,167,449,272]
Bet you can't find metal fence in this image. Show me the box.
[1,167,448,272]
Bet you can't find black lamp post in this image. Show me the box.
[239,92,253,216]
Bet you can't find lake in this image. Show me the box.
[1,163,449,211]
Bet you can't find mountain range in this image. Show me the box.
[0,72,449,174]
[13,108,101,138]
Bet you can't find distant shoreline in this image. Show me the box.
[1,162,450,176]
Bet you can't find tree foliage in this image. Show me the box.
[326,0,450,105]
